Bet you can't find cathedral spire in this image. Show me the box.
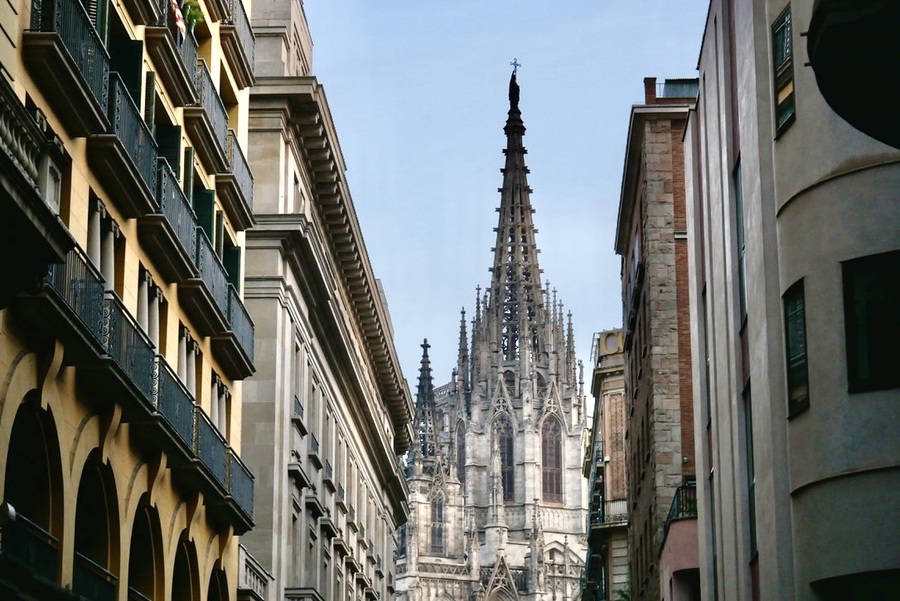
[489,69,545,362]
[412,339,440,474]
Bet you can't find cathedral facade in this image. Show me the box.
[395,71,588,601]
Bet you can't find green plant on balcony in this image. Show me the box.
[614,586,631,601]
[182,0,204,30]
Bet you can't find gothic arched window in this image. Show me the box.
[496,415,515,502]
[456,423,466,486]
[430,496,444,554]
[542,418,563,503]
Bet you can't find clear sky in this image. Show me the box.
[302,1,710,393]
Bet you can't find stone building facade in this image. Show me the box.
[614,78,700,601]
[0,0,257,596]
[686,1,900,598]
[395,71,588,601]
[583,330,630,601]
[237,1,413,599]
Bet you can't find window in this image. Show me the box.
[495,415,515,502]
[772,5,795,135]
[541,418,562,503]
[456,424,466,486]
[734,162,747,319]
[783,280,809,416]
[430,496,444,554]
[843,250,900,392]
[743,386,757,557]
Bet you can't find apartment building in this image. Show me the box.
[615,77,700,601]
[237,1,414,600]
[686,1,900,598]
[583,329,630,601]
[0,0,257,597]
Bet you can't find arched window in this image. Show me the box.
[542,418,563,503]
[496,415,515,502]
[456,423,466,486]
[397,524,407,558]
[430,496,444,554]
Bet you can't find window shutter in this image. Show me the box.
[183,147,195,202]
[224,246,241,290]
[193,189,215,242]
[144,72,156,135]
[110,38,144,103]
[157,125,182,178]
[214,210,225,256]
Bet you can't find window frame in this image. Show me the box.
[772,5,796,137]
[783,279,810,417]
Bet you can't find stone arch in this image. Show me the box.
[73,448,121,595]
[455,419,466,486]
[127,494,166,600]
[206,559,229,601]
[492,412,516,502]
[171,533,201,601]
[540,415,563,504]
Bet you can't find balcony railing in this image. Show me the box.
[226,129,254,212]
[590,498,629,526]
[46,246,105,345]
[107,73,158,200]
[102,292,156,406]
[0,513,59,582]
[227,447,254,520]
[156,158,198,265]
[29,0,109,113]
[195,228,230,319]
[227,284,254,363]
[73,551,117,601]
[227,0,255,71]
[195,407,228,489]
[156,357,195,449]
[663,484,698,544]
[308,433,322,469]
[238,545,272,600]
[193,59,228,154]
[179,33,199,84]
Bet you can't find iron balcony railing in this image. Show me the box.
[226,0,255,71]
[46,246,105,344]
[73,551,117,601]
[348,505,356,524]
[663,484,698,544]
[179,33,199,89]
[195,406,228,489]
[30,0,109,111]
[157,159,198,263]
[107,73,158,200]
[156,357,195,449]
[337,484,345,503]
[225,129,254,212]
[0,513,59,582]
[324,460,333,480]
[227,447,254,519]
[590,498,629,526]
[103,292,156,405]
[226,283,254,363]
[195,228,230,319]
[193,59,228,153]
[309,433,320,456]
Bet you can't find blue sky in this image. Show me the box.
[303,1,710,391]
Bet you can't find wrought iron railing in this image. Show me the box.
[107,73,158,201]
[103,292,156,404]
[157,159,198,264]
[225,129,254,211]
[663,484,698,545]
[227,447,254,519]
[194,228,230,318]
[0,513,59,582]
[226,0,255,70]
[29,0,109,111]
[179,33,199,90]
[193,59,228,153]
[309,433,320,455]
[227,284,254,362]
[156,357,195,449]
[46,246,105,344]
[73,551,117,601]
[590,498,629,526]
[195,406,228,488]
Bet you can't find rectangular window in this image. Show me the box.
[734,162,747,319]
[743,386,757,557]
[772,5,795,135]
[843,250,900,392]
[784,279,809,416]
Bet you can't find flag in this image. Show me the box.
[173,0,186,46]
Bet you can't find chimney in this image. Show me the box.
[644,77,657,104]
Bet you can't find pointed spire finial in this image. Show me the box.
[509,62,521,110]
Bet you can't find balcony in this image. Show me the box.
[184,60,229,173]
[73,552,116,601]
[662,484,697,545]
[589,498,629,528]
[366,540,375,564]
[345,554,362,575]
[355,571,372,589]
[304,492,325,519]
[336,484,347,513]
[0,78,74,308]
[347,505,358,533]
[220,0,255,89]
[308,433,322,470]
[139,159,198,282]
[322,460,335,492]
[23,0,110,136]
[291,395,307,435]
[194,407,228,491]
[216,129,255,231]
[227,448,255,521]
[119,0,159,26]
[210,284,255,380]
[375,555,384,578]
[178,228,229,336]
[154,357,196,454]
[333,536,350,558]
[319,517,339,540]
[237,545,272,601]
[0,513,60,595]
[358,525,367,547]
[89,74,158,219]
[145,11,198,107]
[205,0,229,22]
[288,453,312,491]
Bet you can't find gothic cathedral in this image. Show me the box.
[395,71,588,601]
